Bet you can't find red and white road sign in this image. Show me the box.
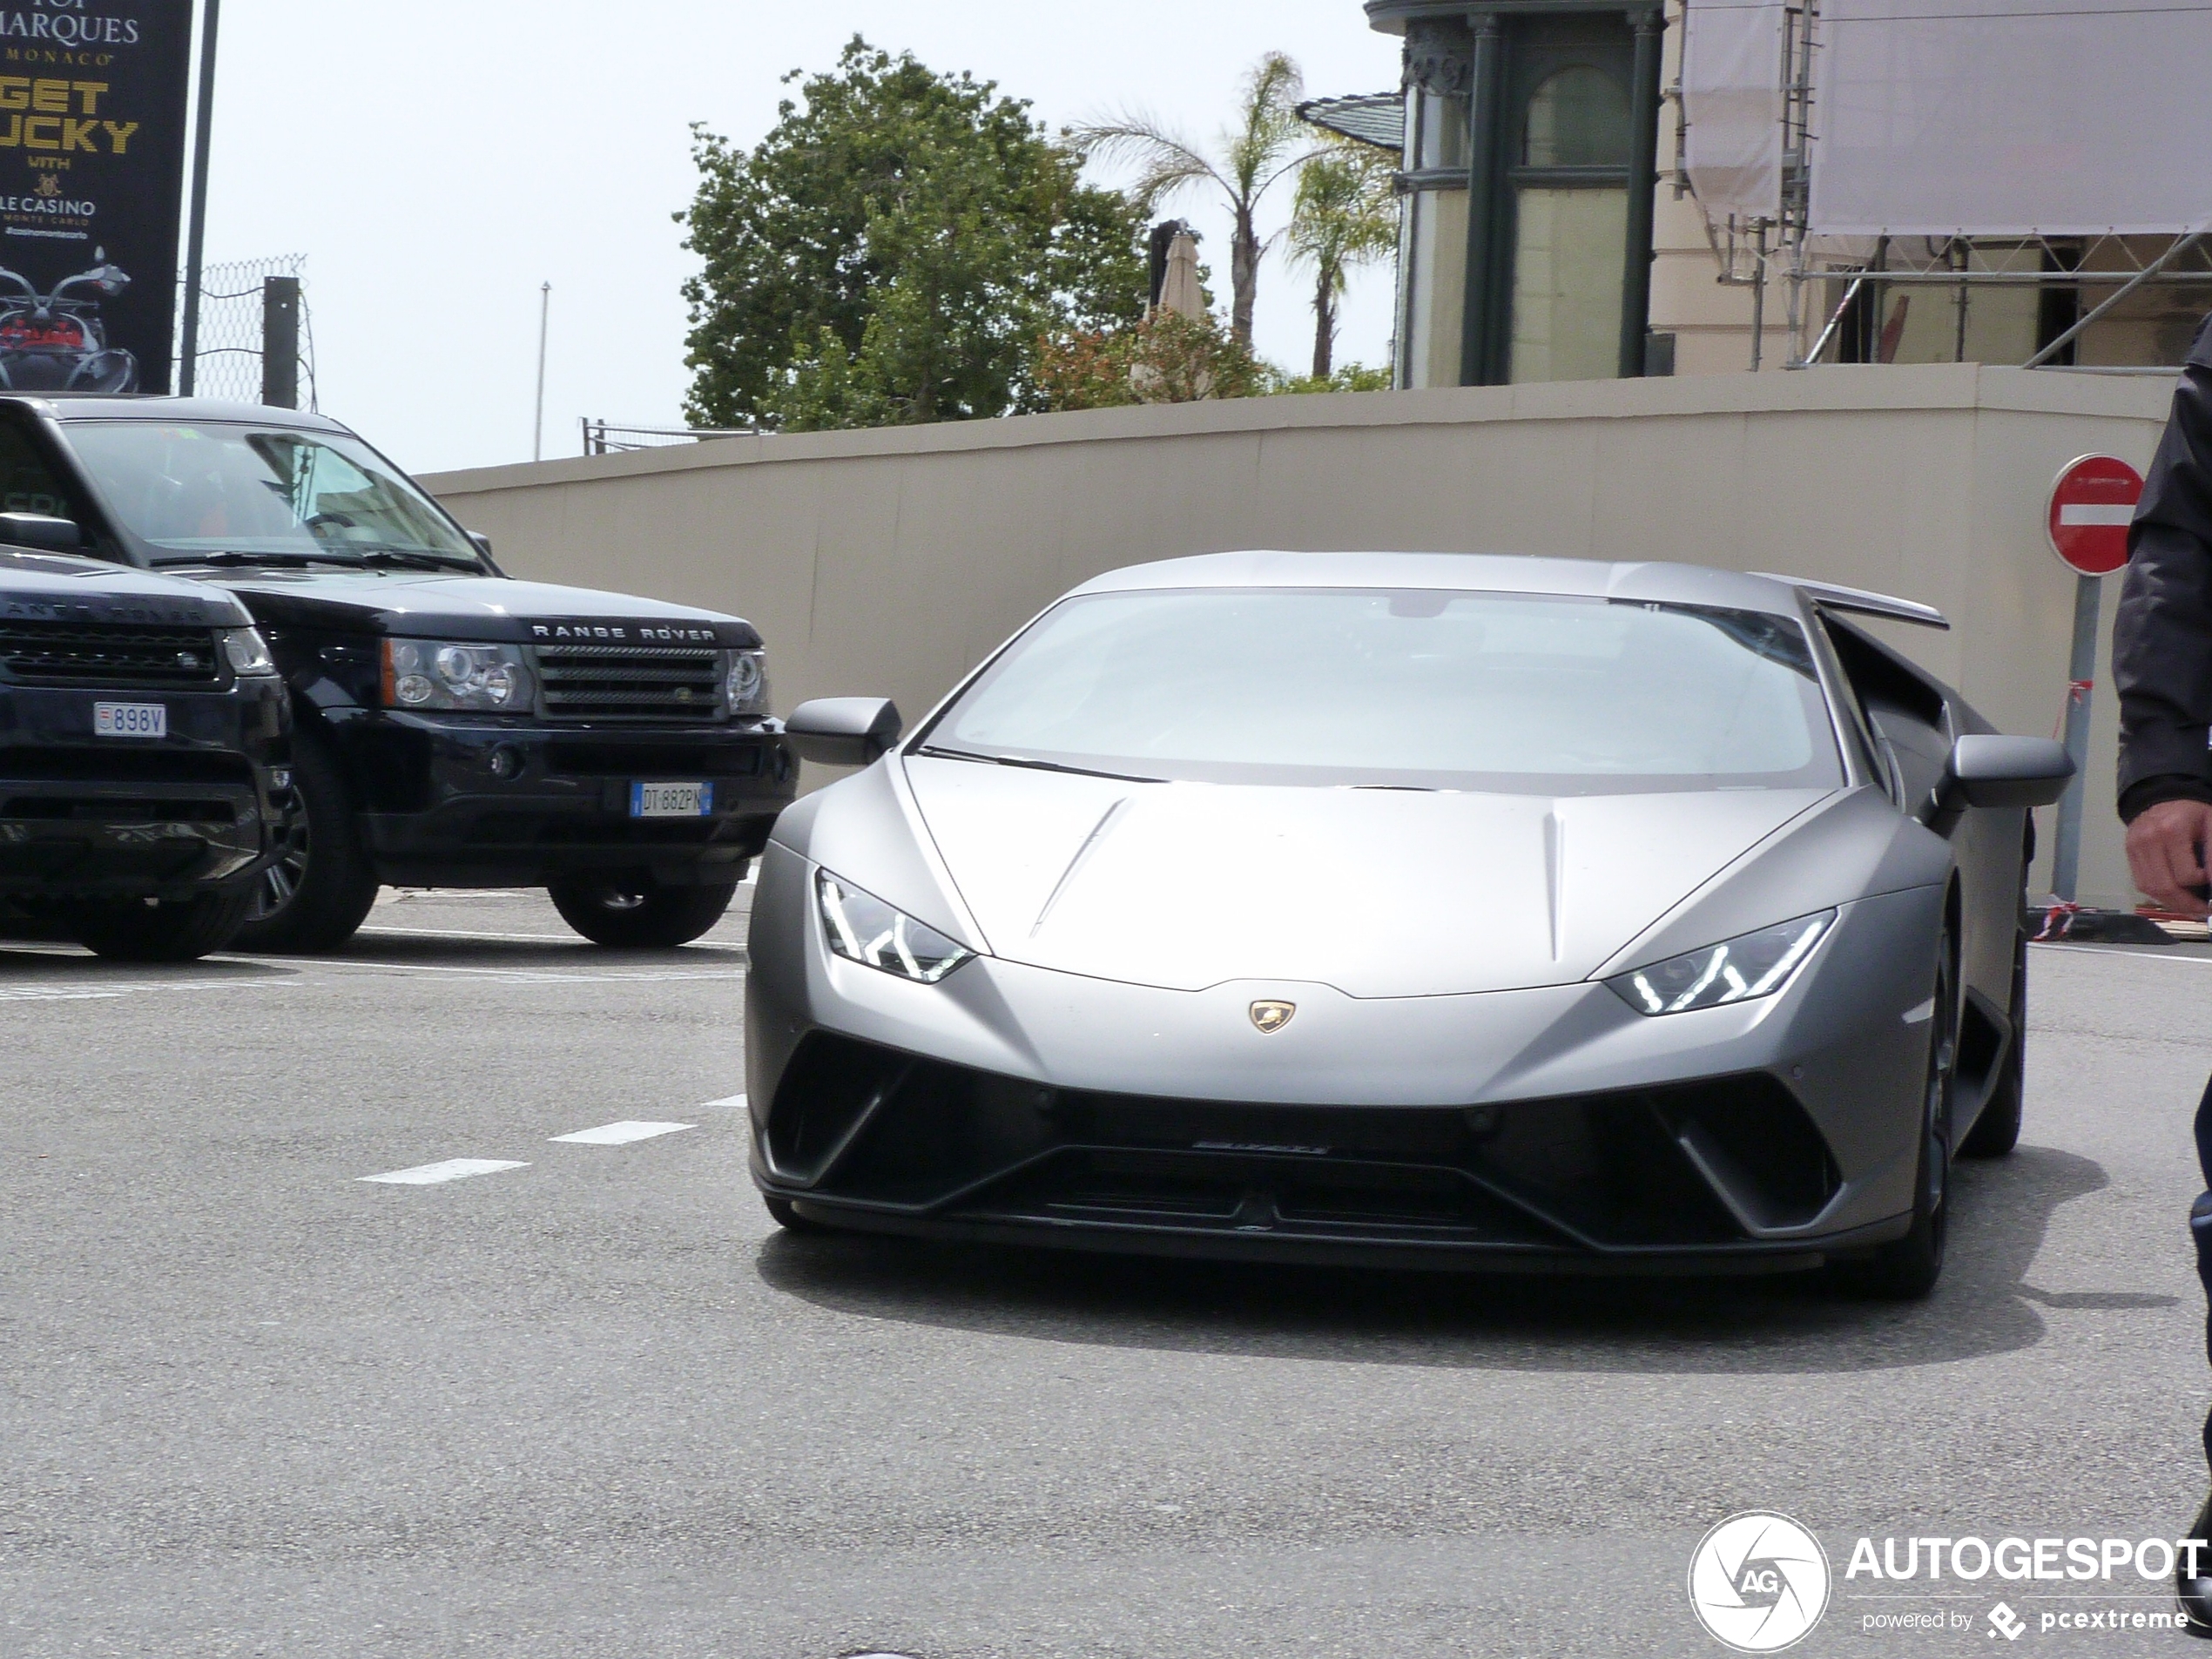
[2047,454,2145,577]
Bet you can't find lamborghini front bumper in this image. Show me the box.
[744,842,1951,1273]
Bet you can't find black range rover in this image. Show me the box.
[0,536,289,960]
[0,396,796,951]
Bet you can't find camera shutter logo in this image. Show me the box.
[1687,1511,1831,1652]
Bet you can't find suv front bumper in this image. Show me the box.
[0,679,288,899]
[337,710,798,887]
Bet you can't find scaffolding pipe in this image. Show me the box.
[2023,229,2206,368]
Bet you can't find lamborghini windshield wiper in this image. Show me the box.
[913,745,1164,785]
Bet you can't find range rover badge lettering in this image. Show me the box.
[1249,1000,1296,1035]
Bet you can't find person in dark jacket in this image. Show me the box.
[2114,313,2212,1636]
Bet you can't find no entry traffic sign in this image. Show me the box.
[2047,454,2145,577]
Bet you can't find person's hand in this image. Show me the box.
[2127,798,2212,917]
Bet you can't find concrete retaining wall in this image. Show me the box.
[421,365,2177,907]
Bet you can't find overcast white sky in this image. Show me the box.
[196,2,1404,476]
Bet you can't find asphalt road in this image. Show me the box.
[4,888,2212,1657]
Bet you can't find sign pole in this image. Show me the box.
[2042,452,2146,907]
[2051,571,2101,902]
[178,0,220,395]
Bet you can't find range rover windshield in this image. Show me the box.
[65,421,486,570]
[919,587,1844,794]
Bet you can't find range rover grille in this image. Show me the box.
[0,620,223,686]
[530,643,724,721]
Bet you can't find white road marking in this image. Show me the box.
[2031,943,2212,965]
[549,1120,695,1146]
[357,925,596,945]
[1902,997,1934,1024]
[0,987,127,1001]
[702,1093,748,1110]
[359,1158,529,1186]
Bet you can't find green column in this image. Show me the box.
[1458,11,1507,387]
[1617,8,1664,378]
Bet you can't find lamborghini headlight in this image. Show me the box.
[816,870,974,982]
[726,648,769,715]
[1607,911,1835,1016]
[381,639,532,712]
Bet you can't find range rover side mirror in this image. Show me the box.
[1919,736,2074,836]
[785,697,902,768]
[0,511,82,553]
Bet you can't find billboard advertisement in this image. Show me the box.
[0,2,189,395]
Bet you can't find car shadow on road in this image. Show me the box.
[755,1145,2168,1373]
[0,942,294,981]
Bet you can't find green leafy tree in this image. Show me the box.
[678,37,1146,430]
[1073,52,1318,349]
[1288,138,1399,380]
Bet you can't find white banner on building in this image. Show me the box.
[1680,0,1790,223]
[1809,0,2212,237]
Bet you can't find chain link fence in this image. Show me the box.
[179,254,316,407]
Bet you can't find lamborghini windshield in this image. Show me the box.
[921,587,1843,793]
[64,421,485,570]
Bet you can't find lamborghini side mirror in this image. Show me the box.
[1919,736,2074,836]
[786,697,902,768]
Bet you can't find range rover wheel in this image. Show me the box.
[547,873,737,948]
[75,887,254,962]
[232,734,379,954]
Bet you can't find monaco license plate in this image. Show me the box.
[631,780,711,819]
[93,701,166,739]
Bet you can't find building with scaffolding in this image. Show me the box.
[1303,0,2212,386]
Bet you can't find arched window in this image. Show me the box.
[1522,65,1631,169]
[1510,63,1633,383]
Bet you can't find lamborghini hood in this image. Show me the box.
[900,755,1831,998]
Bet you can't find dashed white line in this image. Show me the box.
[359,1158,529,1186]
[702,1093,748,1110]
[548,1120,696,1146]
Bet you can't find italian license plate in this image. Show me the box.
[631,780,711,819]
[93,701,165,738]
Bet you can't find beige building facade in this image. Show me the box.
[424,364,2175,909]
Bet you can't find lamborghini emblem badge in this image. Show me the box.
[1249,1000,1296,1035]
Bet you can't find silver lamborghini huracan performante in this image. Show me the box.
[746,553,2073,1296]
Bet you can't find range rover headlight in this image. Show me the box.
[727,648,769,715]
[1606,911,1835,1016]
[816,869,974,983]
[381,638,532,712]
[219,626,277,676]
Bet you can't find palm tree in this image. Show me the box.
[1073,52,1318,349]
[1288,138,1399,380]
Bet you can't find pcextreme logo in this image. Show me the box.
[1689,1511,1833,1652]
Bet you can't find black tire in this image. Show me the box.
[231,732,379,954]
[75,886,254,962]
[763,1194,827,1233]
[1959,925,2027,1158]
[1860,934,1959,1299]
[548,873,737,948]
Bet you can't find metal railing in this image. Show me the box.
[580,418,752,456]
